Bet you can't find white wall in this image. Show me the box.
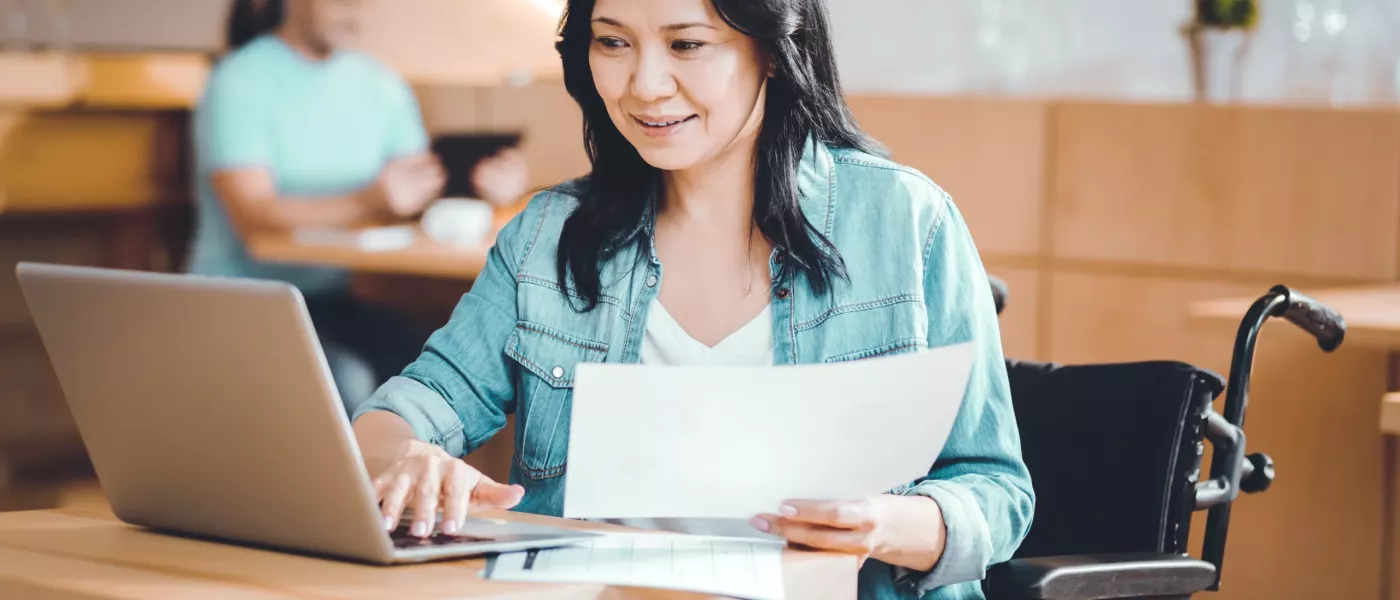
[0,0,225,50]
[827,0,1400,104]
[3,0,1397,104]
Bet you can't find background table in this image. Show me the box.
[248,228,493,280]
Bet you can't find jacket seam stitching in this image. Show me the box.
[515,321,610,352]
[825,338,926,363]
[833,157,940,188]
[514,455,567,480]
[516,190,555,277]
[517,275,626,310]
[824,157,836,238]
[922,193,952,265]
[796,293,925,331]
[429,421,466,448]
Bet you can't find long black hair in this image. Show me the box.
[226,0,285,51]
[554,0,884,311]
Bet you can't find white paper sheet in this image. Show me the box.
[486,533,786,600]
[563,342,977,520]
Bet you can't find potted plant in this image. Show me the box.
[1183,0,1259,102]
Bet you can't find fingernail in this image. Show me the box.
[412,521,429,537]
[384,516,396,531]
[442,520,459,535]
[750,517,770,532]
[779,504,798,517]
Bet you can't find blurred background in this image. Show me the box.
[1,1,1399,598]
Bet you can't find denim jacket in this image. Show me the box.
[355,139,1034,599]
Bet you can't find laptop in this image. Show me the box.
[15,262,597,564]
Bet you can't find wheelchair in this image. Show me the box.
[981,276,1347,600]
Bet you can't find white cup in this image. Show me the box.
[421,198,495,246]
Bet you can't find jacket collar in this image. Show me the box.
[795,135,837,241]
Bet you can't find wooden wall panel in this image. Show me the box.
[0,111,187,212]
[414,85,485,135]
[848,96,1046,258]
[1051,102,1400,281]
[985,263,1041,361]
[1049,270,1388,600]
[480,83,590,191]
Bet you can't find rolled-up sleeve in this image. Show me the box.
[355,376,470,456]
[352,192,552,456]
[893,190,1035,595]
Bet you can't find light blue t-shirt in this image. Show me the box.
[187,35,429,294]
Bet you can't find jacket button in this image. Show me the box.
[645,274,658,288]
[551,366,565,379]
[774,251,785,265]
[776,288,790,300]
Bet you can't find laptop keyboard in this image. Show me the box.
[390,525,496,549]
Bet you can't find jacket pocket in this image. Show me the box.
[504,322,608,480]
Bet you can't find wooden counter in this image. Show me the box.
[0,508,856,599]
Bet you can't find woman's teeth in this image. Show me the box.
[640,116,694,127]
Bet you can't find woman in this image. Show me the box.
[352,0,1033,597]
[189,0,529,412]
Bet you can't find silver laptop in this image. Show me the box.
[15,262,597,564]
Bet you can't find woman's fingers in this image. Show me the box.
[368,441,517,538]
[441,463,480,535]
[754,515,876,556]
[472,476,526,512]
[410,459,445,537]
[777,499,875,531]
[377,471,415,532]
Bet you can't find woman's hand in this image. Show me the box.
[470,148,530,206]
[372,438,524,537]
[751,494,948,571]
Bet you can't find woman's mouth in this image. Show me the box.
[634,115,698,138]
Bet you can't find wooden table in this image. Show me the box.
[1191,284,1400,600]
[246,203,527,281]
[247,228,495,280]
[1192,285,1400,351]
[0,507,856,599]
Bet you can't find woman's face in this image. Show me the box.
[588,0,768,172]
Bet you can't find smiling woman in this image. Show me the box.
[554,0,881,316]
[350,0,1033,599]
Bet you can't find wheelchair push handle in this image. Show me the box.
[1269,285,1346,352]
[1199,284,1346,591]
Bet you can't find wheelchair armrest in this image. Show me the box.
[984,553,1217,600]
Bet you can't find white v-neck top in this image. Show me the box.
[601,299,778,539]
[639,299,775,366]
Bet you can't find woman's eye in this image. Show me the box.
[594,37,627,50]
[672,40,704,53]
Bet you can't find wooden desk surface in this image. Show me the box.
[0,508,856,600]
[246,203,527,281]
[248,228,494,280]
[1190,284,1400,349]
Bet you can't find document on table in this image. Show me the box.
[486,533,786,600]
[564,342,976,520]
